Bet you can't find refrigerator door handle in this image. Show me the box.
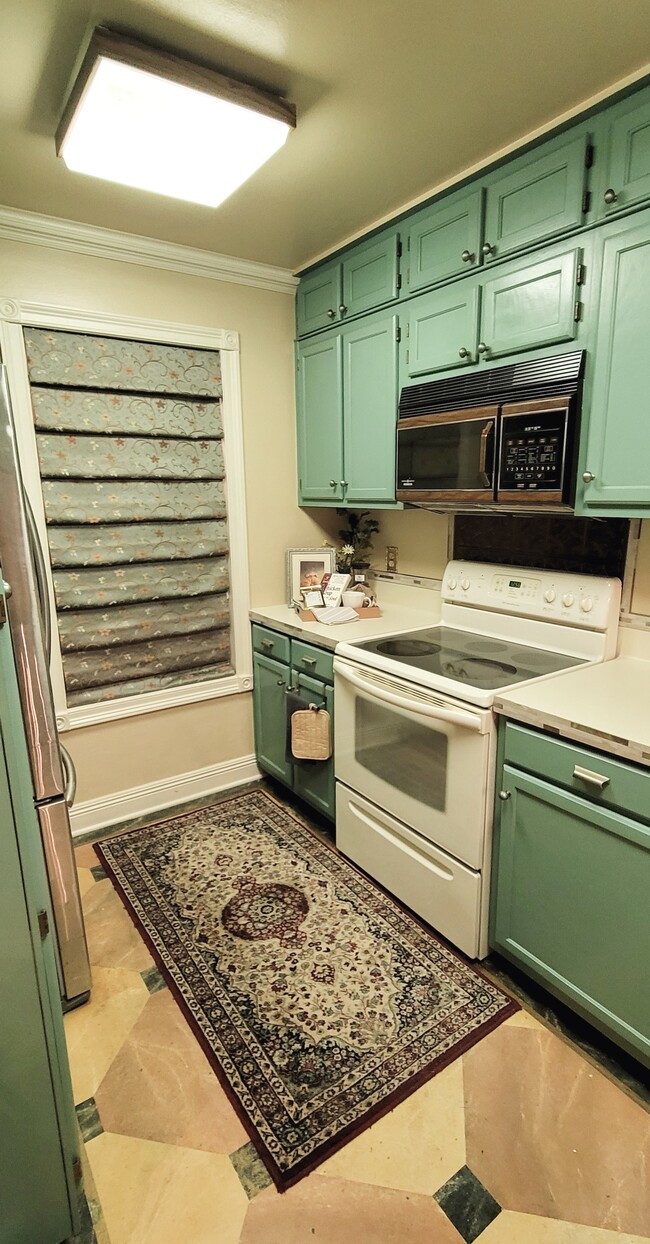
[23,488,52,660]
[59,744,77,808]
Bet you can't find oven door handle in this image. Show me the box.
[334,660,485,732]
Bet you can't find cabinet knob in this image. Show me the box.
[458,346,471,359]
[329,479,337,487]
[340,480,348,488]
[461,249,475,263]
[603,188,618,205]
[477,342,489,355]
[276,679,285,687]
[339,304,348,315]
[482,242,495,257]
[498,790,511,800]
[326,308,336,319]
[582,471,595,483]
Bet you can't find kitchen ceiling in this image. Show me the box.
[3,0,650,273]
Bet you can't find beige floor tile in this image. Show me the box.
[240,1172,464,1243]
[83,878,154,972]
[86,1132,247,1244]
[480,1209,650,1243]
[75,843,100,868]
[95,989,249,1154]
[64,966,149,1102]
[464,1024,650,1236]
[77,867,96,899]
[502,1007,547,1031]
[319,1059,465,1195]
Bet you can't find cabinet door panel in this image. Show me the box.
[600,89,650,216]
[253,652,293,785]
[492,765,650,1064]
[480,247,579,359]
[296,264,341,335]
[484,134,588,260]
[343,231,400,318]
[342,311,399,504]
[292,674,334,819]
[402,280,479,378]
[296,333,344,503]
[579,212,650,512]
[406,189,483,291]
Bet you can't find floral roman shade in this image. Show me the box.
[24,328,232,707]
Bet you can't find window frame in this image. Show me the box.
[0,296,253,731]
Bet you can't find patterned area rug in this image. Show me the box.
[96,790,517,1189]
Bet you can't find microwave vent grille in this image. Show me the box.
[398,351,584,419]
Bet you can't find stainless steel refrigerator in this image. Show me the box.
[0,364,91,1008]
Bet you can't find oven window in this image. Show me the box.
[354,697,448,810]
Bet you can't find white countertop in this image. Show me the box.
[494,653,650,767]
[250,578,441,652]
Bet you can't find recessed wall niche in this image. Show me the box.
[452,514,629,581]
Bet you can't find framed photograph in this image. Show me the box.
[286,547,336,606]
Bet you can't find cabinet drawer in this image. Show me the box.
[252,624,291,664]
[503,722,650,823]
[291,640,334,683]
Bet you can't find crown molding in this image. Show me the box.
[0,204,298,294]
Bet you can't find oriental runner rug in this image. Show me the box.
[96,789,517,1190]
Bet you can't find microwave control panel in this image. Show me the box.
[498,407,568,491]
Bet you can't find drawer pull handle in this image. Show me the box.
[573,765,610,790]
[302,656,317,667]
[261,639,274,651]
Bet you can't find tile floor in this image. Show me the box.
[66,800,650,1244]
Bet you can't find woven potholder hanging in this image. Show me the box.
[291,704,332,760]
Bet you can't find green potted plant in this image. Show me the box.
[335,510,380,576]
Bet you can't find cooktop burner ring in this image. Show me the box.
[377,638,442,657]
[443,656,518,676]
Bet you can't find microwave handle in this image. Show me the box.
[479,419,495,488]
[334,660,484,732]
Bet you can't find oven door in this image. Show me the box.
[333,658,494,870]
[396,405,498,504]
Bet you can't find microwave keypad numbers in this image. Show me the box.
[499,409,567,493]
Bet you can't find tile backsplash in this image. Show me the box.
[453,515,629,580]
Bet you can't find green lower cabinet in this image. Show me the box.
[491,723,650,1066]
[577,208,650,514]
[252,627,335,820]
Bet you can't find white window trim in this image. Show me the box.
[0,296,253,731]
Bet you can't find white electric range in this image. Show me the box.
[333,560,621,959]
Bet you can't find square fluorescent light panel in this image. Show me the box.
[58,31,295,207]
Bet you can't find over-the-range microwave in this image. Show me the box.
[396,351,584,512]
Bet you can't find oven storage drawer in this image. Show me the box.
[336,783,482,958]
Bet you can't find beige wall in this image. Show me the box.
[0,237,333,801]
[632,521,650,615]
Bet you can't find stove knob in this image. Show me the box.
[562,593,575,608]
[544,589,556,604]
[580,596,594,613]
[447,578,457,591]
[461,578,470,591]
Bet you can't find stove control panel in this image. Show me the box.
[442,560,621,635]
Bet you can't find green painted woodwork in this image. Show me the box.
[252,625,336,820]
[0,584,79,1244]
[578,209,650,514]
[480,245,580,360]
[401,278,480,377]
[297,308,400,506]
[342,231,400,318]
[296,263,342,336]
[405,188,483,292]
[296,332,344,502]
[491,745,650,1067]
[252,650,293,785]
[342,311,399,503]
[483,133,589,262]
[597,86,650,218]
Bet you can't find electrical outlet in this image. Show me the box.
[386,545,398,573]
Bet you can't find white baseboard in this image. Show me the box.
[69,754,261,838]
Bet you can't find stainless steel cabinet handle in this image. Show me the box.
[326,308,336,319]
[498,790,511,800]
[302,656,317,667]
[340,480,348,488]
[458,347,471,359]
[261,639,274,651]
[477,342,489,355]
[2,579,11,597]
[339,304,348,315]
[582,471,595,483]
[329,480,337,487]
[461,249,475,263]
[573,765,610,790]
[482,242,495,257]
[603,188,618,205]
[276,679,285,687]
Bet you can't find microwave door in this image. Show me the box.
[396,405,498,503]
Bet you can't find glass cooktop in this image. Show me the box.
[351,626,586,692]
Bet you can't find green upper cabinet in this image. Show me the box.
[577,208,650,515]
[296,230,400,336]
[297,308,400,506]
[482,133,590,262]
[595,86,650,219]
[404,188,484,292]
[401,278,480,378]
[480,243,581,360]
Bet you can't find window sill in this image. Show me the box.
[56,671,253,732]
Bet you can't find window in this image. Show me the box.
[1,303,251,729]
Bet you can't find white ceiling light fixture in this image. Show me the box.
[56,27,296,208]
